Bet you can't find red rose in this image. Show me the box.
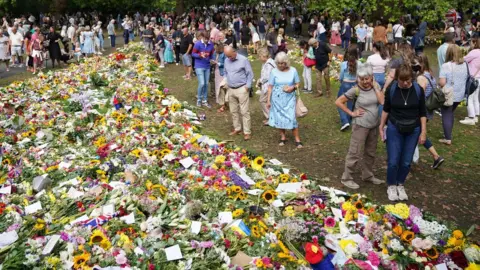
[450,251,469,268]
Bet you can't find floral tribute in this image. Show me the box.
[0,43,478,270]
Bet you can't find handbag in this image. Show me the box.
[466,62,479,98]
[295,90,308,118]
[442,63,455,107]
[423,75,446,111]
[304,57,316,67]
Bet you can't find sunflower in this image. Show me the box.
[278,174,290,183]
[237,192,247,200]
[255,181,268,190]
[130,149,142,158]
[100,239,112,250]
[251,225,261,238]
[354,201,364,210]
[232,209,244,218]
[73,253,90,269]
[231,185,242,193]
[240,156,250,164]
[160,149,171,157]
[262,190,278,204]
[171,103,182,112]
[251,156,265,171]
[89,230,106,246]
[426,248,439,259]
[401,230,415,243]
[2,158,11,166]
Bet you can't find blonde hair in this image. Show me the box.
[258,48,269,58]
[445,44,464,64]
[278,28,284,35]
[274,51,290,67]
[387,23,393,33]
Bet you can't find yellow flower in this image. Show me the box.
[251,156,265,171]
[283,206,295,217]
[278,174,289,183]
[171,103,181,112]
[452,230,464,239]
[130,149,142,158]
[251,226,261,238]
[231,185,242,193]
[93,136,106,147]
[232,209,244,218]
[262,190,278,204]
[384,203,410,219]
[339,239,356,252]
[214,155,226,164]
[181,150,188,156]
[73,253,90,269]
[255,259,264,268]
[466,263,480,270]
[240,156,250,164]
[46,256,61,266]
[89,230,107,246]
[34,222,45,230]
[132,107,140,115]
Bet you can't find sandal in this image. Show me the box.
[217,106,225,113]
[295,141,304,149]
[263,120,269,126]
[279,139,287,146]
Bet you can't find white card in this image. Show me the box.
[275,183,302,194]
[0,230,18,248]
[0,185,11,194]
[67,187,84,199]
[179,157,195,169]
[331,207,343,221]
[247,189,263,195]
[269,159,283,165]
[165,244,183,261]
[282,168,290,174]
[58,161,71,169]
[102,204,115,216]
[190,221,202,235]
[357,213,368,225]
[35,189,46,198]
[435,263,448,270]
[36,130,45,139]
[134,247,144,256]
[239,172,256,185]
[272,199,284,207]
[25,201,42,215]
[120,212,135,224]
[42,235,60,255]
[218,212,233,224]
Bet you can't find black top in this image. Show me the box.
[383,82,427,127]
[240,26,251,41]
[225,34,237,49]
[278,18,287,29]
[314,41,332,71]
[179,33,194,54]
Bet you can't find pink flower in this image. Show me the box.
[367,251,380,266]
[324,216,336,228]
[115,252,128,265]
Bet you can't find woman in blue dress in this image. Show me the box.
[82,26,95,56]
[266,52,303,148]
[163,38,175,64]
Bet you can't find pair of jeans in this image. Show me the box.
[99,35,104,50]
[123,30,129,44]
[195,68,211,103]
[374,73,386,117]
[129,31,134,41]
[110,35,116,48]
[337,81,356,126]
[342,38,350,49]
[441,102,460,140]
[357,42,365,57]
[386,122,421,186]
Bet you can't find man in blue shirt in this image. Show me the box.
[223,46,254,141]
[356,20,367,55]
[437,33,455,75]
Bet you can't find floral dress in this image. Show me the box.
[268,67,300,129]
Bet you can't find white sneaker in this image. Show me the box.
[460,118,476,125]
[341,180,360,189]
[474,116,479,123]
[397,185,408,201]
[340,123,350,131]
[160,65,165,68]
[365,177,385,185]
[176,63,179,66]
[387,186,399,201]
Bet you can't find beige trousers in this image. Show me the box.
[341,124,379,181]
[259,90,269,120]
[315,66,331,96]
[228,85,251,134]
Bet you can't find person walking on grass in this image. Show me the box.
[191,31,215,108]
[337,45,359,131]
[180,25,194,80]
[257,48,277,125]
[0,31,10,72]
[380,64,427,201]
[336,63,385,189]
[460,34,480,126]
[223,45,254,141]
[312,38,332,98]
[107,20,116,49]
[266,52,303,149]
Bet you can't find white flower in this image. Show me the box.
[388,239,404,251]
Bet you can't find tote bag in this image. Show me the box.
[295,90,308,118]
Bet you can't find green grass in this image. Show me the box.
[161,52,480,239]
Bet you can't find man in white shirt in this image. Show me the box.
[67,24,76,42]
[9,27,24,67]
[392,22,404,50]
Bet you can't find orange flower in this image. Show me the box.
[393,225,403,236]
[401,230,415,243]
[426,248,439,259]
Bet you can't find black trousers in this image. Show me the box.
[175,46,180,63]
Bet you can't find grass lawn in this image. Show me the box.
[161,51,480,240]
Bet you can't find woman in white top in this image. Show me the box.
[330,20,341,46]
[366,41,390,89]
[366,23,374,51]
[438,44,469,145]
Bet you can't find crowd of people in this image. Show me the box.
[1,5,480,202]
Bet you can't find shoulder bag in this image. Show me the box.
[424,74,446,111]
[465,62,480,99]
[295,89,308,118]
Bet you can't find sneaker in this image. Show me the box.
[340,123,350,131]
[202,102,211,108]
[176,63,179,66]
[387,186,399,201]
[341,180,360,189]
[160,65,165,68]
[460,118,476,125]
[17,64,24,68]
[196,101,202,107]
[434,110,442,117]
[397,185,408,201]
[432,156,445,169]
[438,139,452,145]
[365,177,385,185]
[475,116,479,123]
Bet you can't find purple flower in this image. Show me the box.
[229,172,250,189]
[412,224,420,234]
[60,232,69,241]
[199,241,214,248]
[409,205,422,220]
[163,88,169,94]
[405,218,413,227]
[438,239,446,246]
[7,223,21,232]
